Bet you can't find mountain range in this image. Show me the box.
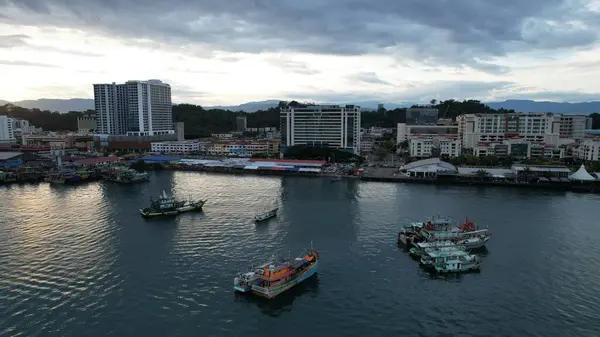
[1,98,600,114]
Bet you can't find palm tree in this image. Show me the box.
[475,169,489,181]
[522,166,532,183]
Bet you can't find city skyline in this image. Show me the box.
[1,1,600,105]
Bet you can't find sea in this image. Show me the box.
[0,171,599,337]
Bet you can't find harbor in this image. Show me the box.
[1,151,599,194]
[0,171,599,336]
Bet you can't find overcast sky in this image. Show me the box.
[1,0,600,105]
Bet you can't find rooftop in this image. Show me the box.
[511,164,572,173]
[249,159,327,164]
[0,152,23,161]
[73,157,119,165]
[402,158,457,173]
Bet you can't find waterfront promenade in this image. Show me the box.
[1,154,599,194]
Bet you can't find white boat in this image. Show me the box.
[254,207,278,222]
[421,228,491,249]
[409,241,462,257]
[420,246,471,267]
[434,254,481,273]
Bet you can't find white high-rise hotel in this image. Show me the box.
[280,104,361,154]
[93,80,174,136]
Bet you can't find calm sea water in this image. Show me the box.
[1,172,599,337]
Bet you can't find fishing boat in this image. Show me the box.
[233,247,319,299]
[139,190,207,218]
[434,254,481,273]
[409,241,461,257]
[399,216,491,249]
[420,228,491,249]
[104,166,150,183]
[254,207,278,222]
[420,246,477,271]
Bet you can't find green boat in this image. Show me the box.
[140,190,207,218]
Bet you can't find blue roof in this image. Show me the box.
[137,155,181,162]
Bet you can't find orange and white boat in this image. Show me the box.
[234,247,319,299]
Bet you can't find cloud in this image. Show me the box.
[0,34,28,48]
[0,60,60,68]
[288,80,515,103]
[2,0,599,74]
[0,32,101,56]
[348,72,395,86]
[266,57,320,75]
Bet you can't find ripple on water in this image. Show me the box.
[1,174,600,336]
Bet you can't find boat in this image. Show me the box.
[434,254,481,273]
[399,216,491,249]
[420,228,491,249]
[104,166,150,183]
[139,190,207,218]
[409,241,462,257]
[45,167,100,185]
[419,246,477,271]
[330,175,342,182]
[233,247,319,299]
[254,207,278,222]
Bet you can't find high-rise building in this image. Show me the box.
[0,115,15,143]
[559,115,592,139]
[236,116,247,132]
[456,113,561,148]
[93,79,173,136]
[125,80,173,136]
[280,104,361,154]
[93,83,128,135]
[406,108,439,125]
[175,122,185,141]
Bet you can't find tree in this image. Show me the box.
[475,169,490,181]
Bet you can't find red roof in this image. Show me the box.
[74,157,119,165]
[248,159,327,164]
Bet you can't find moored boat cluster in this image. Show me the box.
[398,216,492,273]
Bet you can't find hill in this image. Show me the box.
[12,98,95,113]
[487,100,600,114]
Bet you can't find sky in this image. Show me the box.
[1,0,600,106]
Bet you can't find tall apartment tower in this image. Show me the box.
[0,115,15,143]
[125,80,173,136]
[93,83,128,135]
[280,104,361,154]
[93,79,173,136]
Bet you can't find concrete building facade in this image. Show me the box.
[280,104,361,154]
[0,116,15,143]
[93,80,173,136]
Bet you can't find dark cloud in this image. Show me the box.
[0,59,60,68]
[0,34,29,48]
[348,72,395,86]
[2,0,599,74]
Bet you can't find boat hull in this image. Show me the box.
[139,204,204,218]
[435,261,481,273]
[254,213,276,222]
[249,261,318,299]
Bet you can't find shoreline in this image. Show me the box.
[360,175,600,193]
[2,164,599,194]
